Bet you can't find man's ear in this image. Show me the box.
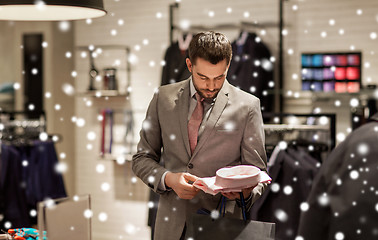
[186,58,192,73]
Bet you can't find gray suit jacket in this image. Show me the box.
[132,78,267,240]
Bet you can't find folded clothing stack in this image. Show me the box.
[193,165,272,195]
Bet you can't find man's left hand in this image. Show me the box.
[221,185,256,200]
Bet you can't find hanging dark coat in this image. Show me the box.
[297,113,378,240]
[161,42,191,86]
[227,32,274,112]
[249,149,318,240]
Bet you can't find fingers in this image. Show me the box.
[183,172,198,183]
[242,186,255,198]
[177,186,199,199]
[174,173,200,199]
[221,192,239,200]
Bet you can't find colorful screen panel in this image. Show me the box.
[301,52,362,93]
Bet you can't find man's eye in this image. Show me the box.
[200,77,207,80]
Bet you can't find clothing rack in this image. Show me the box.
[171,21,279,35]
[169,1,288,113]
[263,113,336,150]
[0,110,46,119]
[264,124,329,131]
[0,111,62,144]
[169,4,279,43]
[0,111,46,131]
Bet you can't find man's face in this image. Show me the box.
[186,57,229,100]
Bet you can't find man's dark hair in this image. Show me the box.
[188,31,232,65]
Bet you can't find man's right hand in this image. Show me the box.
[165,172,199,199]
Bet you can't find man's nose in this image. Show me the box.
[207,80,216,90]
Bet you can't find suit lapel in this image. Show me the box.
[191,81,230,159]
[177,79,191,157]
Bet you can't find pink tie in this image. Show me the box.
[188,93,204,154]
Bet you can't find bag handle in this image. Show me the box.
[218,193,247,221]
[219,195,226,217]
[239,192,247,221]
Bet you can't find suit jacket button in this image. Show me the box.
[188,163,193,169]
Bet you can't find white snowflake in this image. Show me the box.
[87,131,96,141]
[224,121,236,131]
[142,120,151,131]
[101,182,110,192]
[4,221,11,229]
[148,176,155,183]
[300,202,309,212]
[55,162,68,174]
[210,210,220,219]
[83,209,93,219]
[350,170,359,180]
[262,59,273,71]
[30,209,37,217]
[336,178,342,185]
[318,193,329,206]
[357,143,369,155]
[278,141,288,150]
[124,223,137,235]
[283,186,293,195]
[335,232,345,240]
[350,98,359,107]
[170,134,176,140]
[22,160,29,167]
[274,209,288,222]
[271,183,280,193]
[98,212,108,222]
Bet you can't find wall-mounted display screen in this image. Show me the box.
[301,52,362,93]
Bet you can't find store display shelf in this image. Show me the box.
[283,89,377,102]
[311,89,377,101]
[264,123,329,131]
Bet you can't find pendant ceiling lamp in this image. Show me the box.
[0,0,106,21]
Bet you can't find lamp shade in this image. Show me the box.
[0,0,106,21]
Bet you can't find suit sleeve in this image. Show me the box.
[241,98,268,210]
[132,90,167,194]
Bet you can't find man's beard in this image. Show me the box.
[197,89,220,102]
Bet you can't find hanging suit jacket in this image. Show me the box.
[0,145,30,228]
[0,142,67,228]
[297,113,378,240]
[227,32,275,113]
[249,148,319,240]
[161,42,191,86]
[132,77,268,240]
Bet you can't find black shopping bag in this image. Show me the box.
[186,195,275,240]
[186,213,275,240]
